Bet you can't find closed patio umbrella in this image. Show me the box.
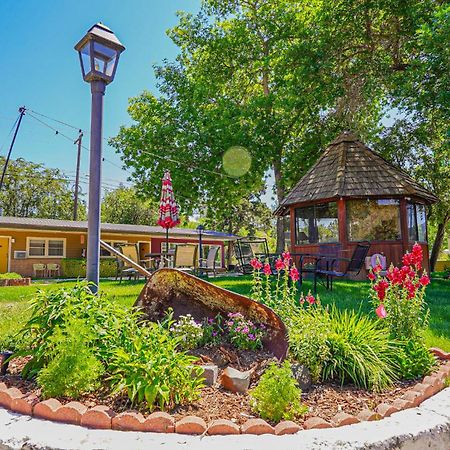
[157,170,180,253]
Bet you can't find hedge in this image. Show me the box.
[60,258,117,278]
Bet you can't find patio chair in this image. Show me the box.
[46,263,60,278]
[199,246,224,277]
[115,258,139,283]
[235,238,277,274]
[312,243,371,293]
[118,244,150,270]
[173,244,198,274]
[32,263,46,278]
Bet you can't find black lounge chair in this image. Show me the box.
[311,243,371,293]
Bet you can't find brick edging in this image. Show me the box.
[0,352,448,436]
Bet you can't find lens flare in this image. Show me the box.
[222,146,251,177]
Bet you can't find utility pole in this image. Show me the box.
[0,107,26,192]
[73,130,83,221]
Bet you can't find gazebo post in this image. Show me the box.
[337,198,347,250]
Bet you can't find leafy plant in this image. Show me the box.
[37,318,103,398]
[322,307,399,391]
[395,340,436,380]
[170,314,204,350]
[250,361,307,422]
[225,312,264,350]
[0,272,22,279]
[200,315,223,346]
[108,323,203,411]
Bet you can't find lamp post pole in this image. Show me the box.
[75,23,125,294]
[86,80,106,292]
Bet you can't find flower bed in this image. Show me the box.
[0,245,447,435]
[0,352,449,435]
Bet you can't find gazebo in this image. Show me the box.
[275,131,438,274]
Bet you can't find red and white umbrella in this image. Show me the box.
[157,170,180,250]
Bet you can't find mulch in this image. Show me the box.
[0,352,429,426]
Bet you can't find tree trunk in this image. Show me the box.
[273,158,286,254]
[430,216,449,272]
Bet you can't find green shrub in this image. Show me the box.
[0,272,22,279]
[169,314,203,350]
[108,323,204,411]
[322,307,399,391]
[60,258,117,278]
[286,305,331,382]
[18,283,140,378]
[395,340,436,380]
[37,318,103,398]
[250,361,307,422]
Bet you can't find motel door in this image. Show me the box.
[0,237,9,273]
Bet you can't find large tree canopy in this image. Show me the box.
[111,0,448,258]
[0,157,85,220]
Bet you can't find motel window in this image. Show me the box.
[295,202,339,245]
[407,203,427,243]
[100,241,127,257]
[347,199,401,241]
[27,238,65,258]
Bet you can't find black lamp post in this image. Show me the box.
[75,23,125,293]
[197,224,205,261]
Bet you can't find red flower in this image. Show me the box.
[263,263,272,276]
[282,251,291,261]
[411,243,423,266]
[289,266,300,282]
[306,293,316,305]
[275,258,285,272]
[376,303,387,319]
[250,258,263,270]
[419,275,430,286]
[402,253,413,266]
[373,264,383,273]
[368,272,376,281]
[373,279,389,301]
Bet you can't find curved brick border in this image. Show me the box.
[0,352,448,436]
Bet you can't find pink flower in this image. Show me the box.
[275,258,285,271]
[306,294,315,305]
[419,275,430,286]
[375,303,387,319]
[250,258,263,270]
[289,266,300,282]
[282,251,291,261]
[402,253,413,267]
[263,263,272,276]
[368,272,376,281]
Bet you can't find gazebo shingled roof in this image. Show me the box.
[275,131,438,215]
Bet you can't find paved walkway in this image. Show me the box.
[0,388,449,450]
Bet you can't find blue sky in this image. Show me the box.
[0,0,202,197]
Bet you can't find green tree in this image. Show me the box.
[101,185,158,225]
[0,157,84,220]
[112,0,444,251]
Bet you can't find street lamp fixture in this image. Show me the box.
[75,23,125,293]
[197,224,205,261]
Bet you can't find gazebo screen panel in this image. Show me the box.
[294,202,338,245]
[407,202,427,243]
[347,199,401,241]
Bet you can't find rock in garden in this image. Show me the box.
[195,364,218,386]
[220,366,251,393]
[291,363,312,392]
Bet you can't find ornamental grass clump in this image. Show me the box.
[250,361,308,422]
[368,243,435,378]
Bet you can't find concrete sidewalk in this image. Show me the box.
[0,388,449,450]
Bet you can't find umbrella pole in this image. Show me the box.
[165,227,169,253]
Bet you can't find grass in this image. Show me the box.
[0,275,449,351]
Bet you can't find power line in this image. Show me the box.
[27,107,235,180]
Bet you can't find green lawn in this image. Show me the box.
[1,275,449,351]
